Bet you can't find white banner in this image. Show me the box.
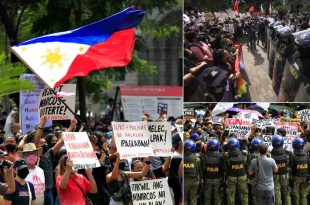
[63,132,100,170]
[297,109,310,122]
[148,122,173,156]
[112,121,154,159]
[275,122,298,152]
[38,84,76,120]
[130,178,173,205]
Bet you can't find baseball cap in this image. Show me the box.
[14,159,28,170]
[202,66,228,87]
[172,133,182,150]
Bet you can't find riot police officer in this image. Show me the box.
[224,137,248,205]
[291,137,310,205]
[271,134,292,205]
[248,137,263,205]
[202,138,223,205]
[184,139,202,205]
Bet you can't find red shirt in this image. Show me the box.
[56,174,90,205]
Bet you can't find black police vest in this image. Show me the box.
[184,153,197,177]
[228,150,246,177]
[205,151,221,179]
[292,151,308,177]
[271,148,288,175]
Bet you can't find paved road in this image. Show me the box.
[241,41,278,102]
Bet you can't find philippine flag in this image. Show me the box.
[11,7,145,88]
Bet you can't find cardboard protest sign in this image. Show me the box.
[225,118,251,140]
[224,23,235,33]
[112,121,154,159]
[275,122,298,151]
[38,84,76,120]
[298,109,310,122]
[251,119,276,128]
[20,74,51,134]
[148,122,173,156]
[131,178,173,205]
[63,132,100,170]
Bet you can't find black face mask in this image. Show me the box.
[17,168,29,179]
[95,152,101,159]
[41,144,49,153]
[49,143,56,149]
[5,144,16,153]
[118,161,126,170]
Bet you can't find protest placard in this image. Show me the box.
[63,132,100,170]
[148,122,173,156]
[275,122,298,151]
[183,108,195,119]
[130,178,173,205]
[251,119,276,128]
[212,116,223,125]
[112,121,154,159]
[20,74,51,134]
[224,23,235,33]
[225,118,251,139]
[298,109,310,122]
[38,84,76,120]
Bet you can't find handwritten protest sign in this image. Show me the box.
[63,132,100,170]
[112,121,154,159]
[275,122,298,152]
[38,84,76,120]
[298,109,310,122]
[148,122,173,156]
[131,178,173,205]
[251,119,276,128]
[20,74,51,134]
[225,118,251,140]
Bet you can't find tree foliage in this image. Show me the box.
[0,54,35,98]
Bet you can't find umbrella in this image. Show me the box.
[226,107,243,112]
[238,109,264,118]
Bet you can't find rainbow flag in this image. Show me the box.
[234,45,247,96]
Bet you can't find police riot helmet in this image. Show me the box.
[251,137,263,151]
[292,137,305,150]
[277,26,293,38]
[191,132,201,141]
[207,138,220,151]
[227,137,240,150]
[272,134,284,148]
[294,29,310,47]
[184,139,196,153]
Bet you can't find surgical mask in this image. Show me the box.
[5,144,16,153]
[17,167,29,179]
[25,154,38,165]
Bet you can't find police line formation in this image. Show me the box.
[184,119,310,205]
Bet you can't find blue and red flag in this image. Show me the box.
[11,7,145,88]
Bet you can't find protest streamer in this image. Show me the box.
[63,132,100,170]
[225,118,251,140]
[297,109,310,122]
[38,84,76,121]
[148,122,173,156]
[111,121,154,159]
[130,178,173,205]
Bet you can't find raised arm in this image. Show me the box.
[86,168,97,194]
[59,159,73,190]
[67,119,77,132]
[34,117,47,148]
[4,166,15,194]
[106,152,120,183]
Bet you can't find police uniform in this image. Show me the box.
[271,147,292,205]
[291,149,310,205]
[202,150,223,205]
[184,152,202,205]
[224,149,248,205]
[248,150,260,205]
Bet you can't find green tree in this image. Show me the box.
[0,54,35,98]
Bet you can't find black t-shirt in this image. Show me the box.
[39,149,54,189]
[4,180,36,204]
[168,154,182,179]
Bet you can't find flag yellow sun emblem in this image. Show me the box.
[40,47,67,70]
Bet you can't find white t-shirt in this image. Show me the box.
[26,166,45,205]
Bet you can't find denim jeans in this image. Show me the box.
[44,188,54,205]
[256,189,275,205]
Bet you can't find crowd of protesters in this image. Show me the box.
[184,9,310,102]
[0,103,183,205]
[183,104,310,205]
